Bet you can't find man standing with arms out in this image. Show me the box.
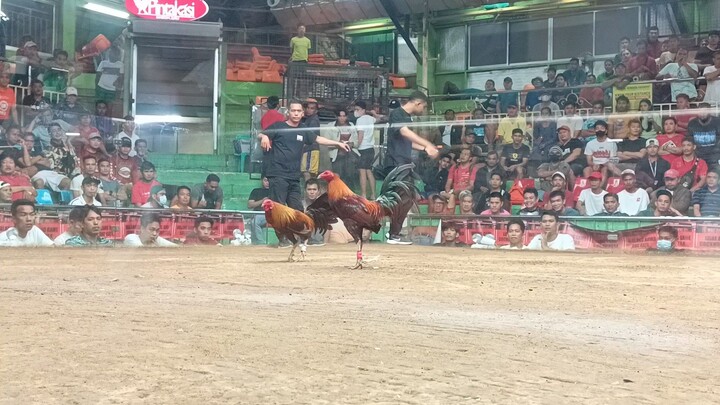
[577,172,607,216]
[703,52,720,106]
[290,24,311,63]
[617,169,650,215]
[300,100,321,180]
[687,102,720,169]
[259,100,350,245]
[247,176,270,245]
[500,128,530,180]
[191,174,224,210]
[354,101,377,200]
[650,169,692,215]
[692,169,720,217]
[385,91,440,244]
[69,176,102,206]
[0,199,53,247]
[124,213,176,247]
[0,72,18,125]
[526,211,575,251]
[671,137,708,192]
[496,102,526,144]
[65,205,113,247]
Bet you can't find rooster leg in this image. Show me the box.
[350,240,364,270]
[287,243,298,262]
[299,241,308,261]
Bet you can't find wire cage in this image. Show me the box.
[283,63,389,118]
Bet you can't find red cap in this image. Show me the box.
[588,172,602,180]
[664,169,680,179]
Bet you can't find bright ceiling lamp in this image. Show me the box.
[83,2,130,19]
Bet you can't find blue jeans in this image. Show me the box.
[252,214,267,245]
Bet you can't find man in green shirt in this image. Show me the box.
[290,24,311,63]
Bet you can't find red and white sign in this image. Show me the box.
[125,0,209,22]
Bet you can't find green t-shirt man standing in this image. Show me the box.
[290,24,311,62]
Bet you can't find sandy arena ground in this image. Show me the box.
[1,245,719,404]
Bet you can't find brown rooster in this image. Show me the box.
[318,164,419,269]
[262,195,337,262]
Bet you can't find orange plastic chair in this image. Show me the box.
[262,71,282,83]
[389,76,408,89]
[251,47,272,62]
[236,69,256,82]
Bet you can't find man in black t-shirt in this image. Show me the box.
[616,118,648,172]
[556,125,585,176]
[259,101,349,246]
[500,128,531,180]
[687,103,720,169]
[385,91,439,245]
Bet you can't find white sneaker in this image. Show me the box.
[386,235,412,245]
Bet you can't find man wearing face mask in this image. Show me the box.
[651,225,683,253]
[531,91,560,113]
[141,184,169,209]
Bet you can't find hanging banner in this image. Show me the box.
[613,82,653,111]
[125,0,209,22]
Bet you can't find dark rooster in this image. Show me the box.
[262,195,337,262]
[318,164,419,269]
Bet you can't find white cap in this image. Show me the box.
[621,169,636,177]
[66,87,78,96]
[0,181,10,189]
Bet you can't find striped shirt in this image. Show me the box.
[691,186,720,217]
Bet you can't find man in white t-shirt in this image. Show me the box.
[115,115,140,156]
[69,176,103,206]
[354,101,378,200]
[70,156,104,198]
[527,211,575,251]
[583,120,618,182]
[577,171,608,216]
[556,102,583,138]
[123,213,176,247]
[0,200,53,247]
[95,46,123,103]
[704,52,720,106]
[54,206,84,246]
[617,169,650,215]
[656,48,699,101]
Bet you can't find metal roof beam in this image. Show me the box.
[378,0,421,63]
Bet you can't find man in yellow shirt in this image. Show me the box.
[290,24,311,63]
[496,102,527,144]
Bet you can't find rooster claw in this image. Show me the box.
[349,261,366,270]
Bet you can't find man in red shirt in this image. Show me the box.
[0,72,18,125]
[671,137,708,192]
[0,153,37,201]
[627,40,658,80]
[183,216,222,246]
[260,96,285,130]
[131,161,160,207]
[110,138,139,185]
[445,148,477,196]
[672,93,696,134]
[79,133,109,163]
[656,117,685,165]
[646,26,663,59]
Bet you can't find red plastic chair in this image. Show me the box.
[606,177,624,194]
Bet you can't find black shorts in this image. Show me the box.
[358,148,375,169]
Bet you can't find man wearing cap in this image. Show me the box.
[537,145,574,194]
[577,172,608,216]
[650,169,691,215]
[636,137,671,191]
[69,176,102,206]
[556,102,583,138]
[583,120,618,182]
[541,171,576,210]
[637,189,683,217]
[0,181,13,204]
[617,169,650,215]
[0,200,53,247]
[497,102,527,144]
[132,161,161,207]
[79,132,109,163]
[115,116,140,156]
[500,128,530,180]
[141,185,168,209]
[110,137,139,186]
[55,87,89,126]
[555,124,585,176]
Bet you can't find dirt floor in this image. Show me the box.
[1,245,719,404]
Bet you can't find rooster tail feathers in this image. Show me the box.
[305,193,338,235]
[379,163,417,195]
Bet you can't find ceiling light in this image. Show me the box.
[83,2,130,19]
